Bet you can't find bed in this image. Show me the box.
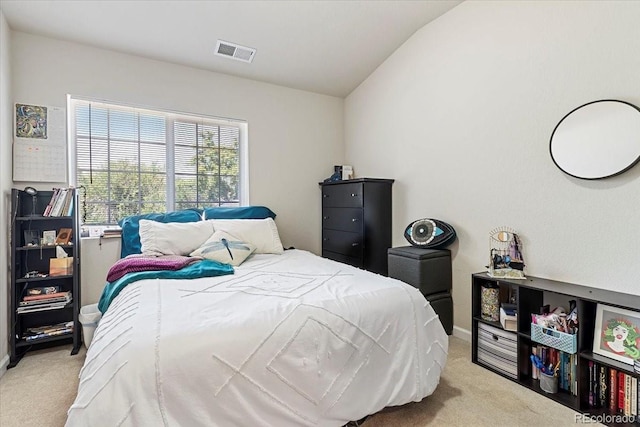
[66,211,448,426]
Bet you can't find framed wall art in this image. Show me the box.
[592,303,640,365]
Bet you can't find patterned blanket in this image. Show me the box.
[106,255,200,282]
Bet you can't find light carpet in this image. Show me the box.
[0,337,594,426]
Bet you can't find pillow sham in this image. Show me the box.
[190,230,256,266]
[139,219,214,256]
[203,206,276,220]
[208,218,284,254]
[119,209,203,258]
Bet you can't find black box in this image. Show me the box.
[426,292,453,335]
[387,246,451,295]
[388,246,453,335]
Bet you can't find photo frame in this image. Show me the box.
[23,230,39,246]
[42,230,56,246]
[55,228,72,245]
[592,303,640,365]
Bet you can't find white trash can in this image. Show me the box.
[79,303,102,348]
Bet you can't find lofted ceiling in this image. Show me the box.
[0,0,461,97]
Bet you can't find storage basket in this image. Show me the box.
[539,372,558,394]
[531,323,577,354]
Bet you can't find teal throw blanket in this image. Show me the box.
[98,259,234,313]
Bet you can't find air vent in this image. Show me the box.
[215,40,256,63]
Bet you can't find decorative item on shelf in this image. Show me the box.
[42,230,56,246]
[50,247,73,276]
[23,230,39,246]
[480,283,500,322]
[55,228,72,245]
[487,226,525,279]
[323,165,343,183]
[404,218,457,249]
[592,303,640,365]
[24,186,39,217]
[341,165,353,180]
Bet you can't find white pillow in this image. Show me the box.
[207,218,284,254]
[139,219,214,256]
[190,230,256,266]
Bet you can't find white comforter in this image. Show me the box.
[67,250,448,426]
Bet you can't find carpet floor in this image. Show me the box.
[0,337,594,426]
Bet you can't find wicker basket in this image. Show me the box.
[531,323,577,354]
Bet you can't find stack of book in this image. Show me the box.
[17,289,72,314]
[43,187,74,217]
[22,321,74,342]
[586,360,639,417]
[101,227,122,239]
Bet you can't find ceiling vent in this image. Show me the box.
[215,40,256,63]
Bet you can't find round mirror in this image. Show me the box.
[549,100,640,179]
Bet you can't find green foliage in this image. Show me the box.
[80,128,240,224]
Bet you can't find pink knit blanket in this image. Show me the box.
[106,255,200,282]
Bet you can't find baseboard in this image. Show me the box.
[0,353,9,379]
[452,326,471,342]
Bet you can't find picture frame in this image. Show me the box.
[592,303,640,365]
[23,230,39,246]
[55,228,72,245]
[42,230,56,246]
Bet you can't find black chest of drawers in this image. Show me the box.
[319,178,394,275]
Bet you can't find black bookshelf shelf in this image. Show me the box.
[16,274,73,283]
[471,272,640,427]
[9,188,82,368]
[17,244,74,251]
[15,333,74,348]
[16,216,74,221]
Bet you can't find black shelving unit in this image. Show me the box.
[471,273,640,426]
[9,188,81,368]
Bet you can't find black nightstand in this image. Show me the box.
[388,246,453,335]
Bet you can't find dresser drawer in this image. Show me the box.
[477,323,518,379]
[321,183,363,208]
[322,250,363,269]
[322,229,363,258]
[322,208,363,233]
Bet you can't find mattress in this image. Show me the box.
[67,249,448,426]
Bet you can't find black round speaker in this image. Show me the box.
[404,218,456,249]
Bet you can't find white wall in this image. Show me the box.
[0,10,12,373]
[345,1,640,333]
[9,32,343,304]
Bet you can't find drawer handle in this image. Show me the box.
[492,334,499,341]
[352,242,360,247]
[351,218,358,222]
[351,193,357,197]
[323,194,329,198]
[323,238,329,241]
[323,216,329,220]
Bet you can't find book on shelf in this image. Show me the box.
[44,187,75,217]
[609,368,617,412]
[101,227,122,238]
[531,345,577,396]
[23,321,73,341]
[21,291,71,303]
[16,301,71,314]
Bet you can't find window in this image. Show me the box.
[68,98,247,225]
